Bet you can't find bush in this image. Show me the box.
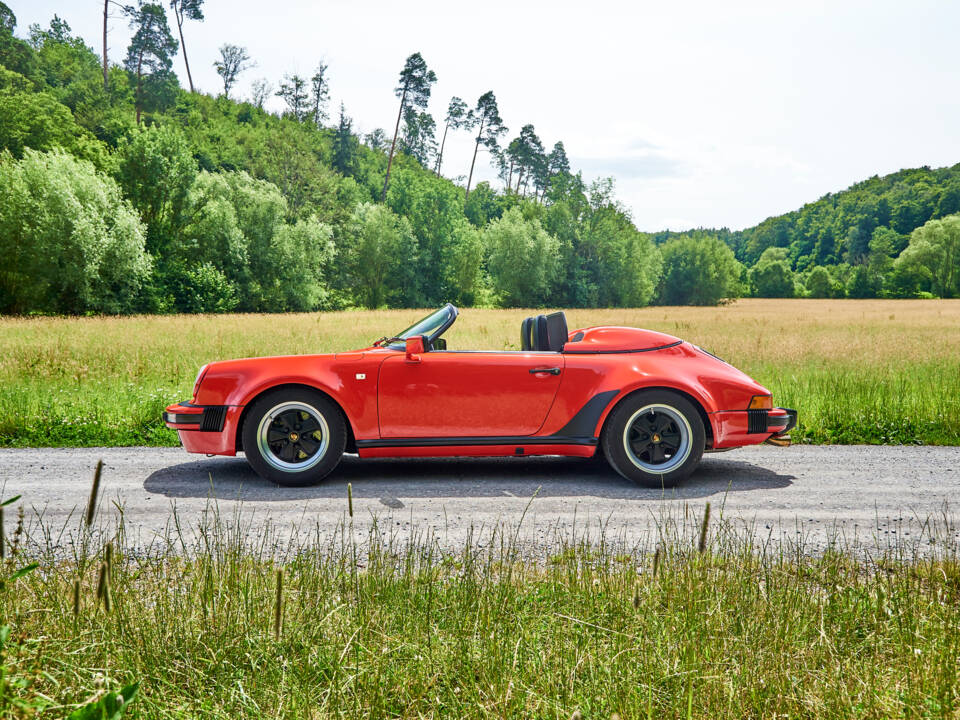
[657,234,742,305]
[484,207,560,307]
[0,148,151,314]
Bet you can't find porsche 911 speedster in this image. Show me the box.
[163,305,796,487]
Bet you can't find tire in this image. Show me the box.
[241,387,346,486]
[601,390,705,488]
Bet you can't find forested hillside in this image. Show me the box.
[1,2,957,315]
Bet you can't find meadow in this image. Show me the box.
[1,495,958,719]
[1,298,958,447]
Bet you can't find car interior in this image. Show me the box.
[520,311,568,352]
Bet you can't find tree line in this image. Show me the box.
[0,3,957,317]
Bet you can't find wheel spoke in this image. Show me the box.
[631,438,652,455]
[299,416,321,434]
[267,428,287,443]
[649,444,666,464]
[298,435,320,455]
[278,442,298,462]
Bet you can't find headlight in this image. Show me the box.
[192,364,209,399]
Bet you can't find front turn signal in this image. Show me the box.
[748,395,773,410]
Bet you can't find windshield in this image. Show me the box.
[378,304,458,347]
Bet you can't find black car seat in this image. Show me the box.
[544,311,568,351]
[534,315,550,351]
[520,316,534,351]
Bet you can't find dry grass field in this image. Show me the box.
[1,299,958,446]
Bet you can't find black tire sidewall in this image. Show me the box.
[602,390,705,488]
[241,387,346,486]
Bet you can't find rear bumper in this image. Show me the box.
[163,401,240,455]
[711,407,797,449]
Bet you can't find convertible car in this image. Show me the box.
[163,305,796,487]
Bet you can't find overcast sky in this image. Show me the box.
[10,0,960,231]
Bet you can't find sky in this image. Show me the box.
[9,0,960,231]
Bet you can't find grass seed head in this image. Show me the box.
[698,502,711,554]
[85,459,103,528]
[274,568,284,640]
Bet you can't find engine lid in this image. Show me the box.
[563,326,682,353]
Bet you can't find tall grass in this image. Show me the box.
[1,482,959,719]
[1,299,958,446]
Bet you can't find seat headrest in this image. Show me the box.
[535,315,550,351]
[520,317,534,351]
[545,311,568,352]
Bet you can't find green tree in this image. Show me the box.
[0,149,151,314]
[400,109,436,168]
[894,214,960,297]
[344,202,417,308]
[805,265,832,298]
[116,123,198,255]
[276,74,308,121]
[0,66,108,165]
[435,96,466,176]
[168,0,202,93]
[750,247,795,297]
[332,103,358,176]
[213,43,251,98]
[309,62,329,127]
[125,3,178,124]
[484,207,560,307]
[658,234,742,305]
[464,91,506,201]
[382,52,436,201]
[464,181,503,227]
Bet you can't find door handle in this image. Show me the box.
[529,367,561,375]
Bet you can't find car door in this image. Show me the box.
[377,352,564,438]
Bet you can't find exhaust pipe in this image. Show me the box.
[764,434,791,447]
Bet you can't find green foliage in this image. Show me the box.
[484,207,560,306]
[894,213,960,298]
[0,66,107,166]
[343,202,417,308]
[0,149,150,314]
[658,234,742,305]
[750,247,796,297]
[115,123,197,254]
[67,683,139,720]
[804,265,833,298]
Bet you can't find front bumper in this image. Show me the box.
[711,407,798,449]
[163,401,239,455]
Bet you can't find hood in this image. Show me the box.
[563,326,682,353]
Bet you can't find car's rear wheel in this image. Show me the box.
[601,390,705,488]
[241,388,346,486]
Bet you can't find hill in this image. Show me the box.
[0,4,957,314]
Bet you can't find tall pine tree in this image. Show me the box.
[125,2,178,124]
[381,52,436,201]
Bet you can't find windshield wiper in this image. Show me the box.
[372,335,405,347]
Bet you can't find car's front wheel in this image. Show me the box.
[601,390,705,488]
[241,388,346,486]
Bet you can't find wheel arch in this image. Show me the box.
[598,385,714,448]
[234,382,357,454]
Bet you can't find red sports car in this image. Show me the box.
[164,305,796,487]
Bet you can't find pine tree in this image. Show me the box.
[464,91,506,201]
[333,103,358,176]
[168,0,202,92]
[435,96,467,176]
[124,2,178,124]
[381,52,436,201]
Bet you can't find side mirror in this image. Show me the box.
[405,335,425,362]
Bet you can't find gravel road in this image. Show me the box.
[0,445,957,556]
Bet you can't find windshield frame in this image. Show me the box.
[386,303,458,348]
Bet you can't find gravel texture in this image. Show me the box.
[0,445,957,556]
